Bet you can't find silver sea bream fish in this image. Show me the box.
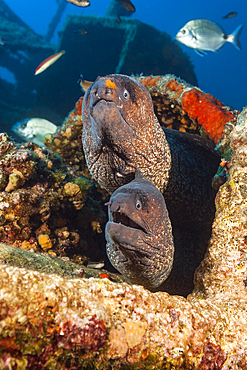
[11,118,59,147]
[176,19,244,56]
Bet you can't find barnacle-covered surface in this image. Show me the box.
[0,132,107,264]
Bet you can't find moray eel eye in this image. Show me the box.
[123,89,130,100]
[135,200,142,210]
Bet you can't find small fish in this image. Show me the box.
[212,169,227,190]
[74,27,88,35]
[117,0,135,12]
[35,50,65,75]
[0,37,5,46]
[116,14,121,23]
[11,118,59,147]
[222,11,237,19]
[87,261,104,269]
[77,74,93,92]
[66,0,90,7]
[176,19,244,56]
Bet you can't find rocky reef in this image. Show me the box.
[1,75,247,367]
[135,75,238,143]
[0,129,108,265]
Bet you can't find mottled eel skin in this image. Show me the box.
[82,74,220,296]
[105,171,174,290]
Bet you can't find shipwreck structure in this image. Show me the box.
[0,0,197,127]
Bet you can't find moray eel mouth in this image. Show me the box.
[91,96,109,109]
[112,211,147,234]
[91,94,121,109]
[107,212,158,263]
[90,98,127,132]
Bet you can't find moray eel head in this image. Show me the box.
[105,171,174,290]
[82,74,170,194]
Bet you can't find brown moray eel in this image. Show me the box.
[82,74,220,296]
[105,171,174,290]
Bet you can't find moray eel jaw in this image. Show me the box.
[106,221,150,260]
[105,173,174,290]
[82,74,171,194]
[111,210,147,234]
[106,192,149,250]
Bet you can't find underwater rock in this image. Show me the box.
[0,132,106,263]
[1,158,247,370]
[135,75,238,142]
[0,244,127,282]
[37,234,53,251]
[4,169,25,192]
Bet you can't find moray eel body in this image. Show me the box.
[82,74,220,296]
[105,171,174,290]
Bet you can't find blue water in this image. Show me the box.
[4,0,247,111]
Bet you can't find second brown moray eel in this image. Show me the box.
[82,74,221,296]
[105,170,174,291]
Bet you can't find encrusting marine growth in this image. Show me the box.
[1,74,247,368]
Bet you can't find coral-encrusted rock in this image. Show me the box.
[1,107,247,368]
[0,244,246,369]
[135,75,238,143]
[192,107,247,299]
[0,133,106,262]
